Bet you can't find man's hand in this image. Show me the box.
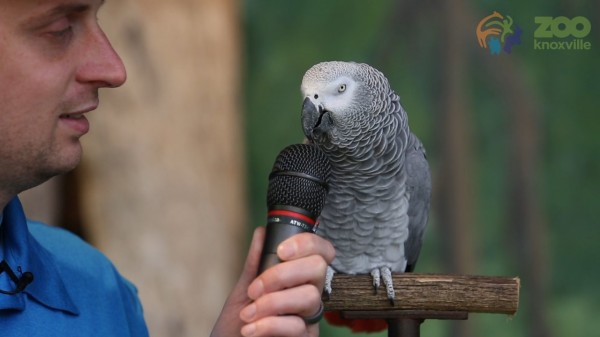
[211,226,335,337]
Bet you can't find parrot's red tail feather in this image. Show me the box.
[324,312,388,333]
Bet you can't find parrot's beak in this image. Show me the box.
[302,97,318,140]
[302,97,331,141]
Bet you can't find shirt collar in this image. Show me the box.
[0,197,79,314]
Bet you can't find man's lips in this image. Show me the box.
[60,112,86,119]
[59,105,97,135]
[61,104,98,117]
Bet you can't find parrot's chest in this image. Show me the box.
[317,174,410,273]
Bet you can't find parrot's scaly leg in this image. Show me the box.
[370,268,381,295]
[323,266,335,299]
[381,267,395,305]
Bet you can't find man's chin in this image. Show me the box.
[40,147,83,180]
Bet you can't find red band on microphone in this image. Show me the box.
[268,209,316,226]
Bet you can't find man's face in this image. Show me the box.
[0,0,126,197]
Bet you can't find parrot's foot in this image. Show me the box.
[323,266,335,300]
[370,267,395,305]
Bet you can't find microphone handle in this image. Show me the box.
[257,211,317,275]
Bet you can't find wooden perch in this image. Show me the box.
[323,273,520,319]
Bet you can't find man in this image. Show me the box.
[0,1,335,336]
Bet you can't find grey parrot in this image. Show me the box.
[300,61,431,306]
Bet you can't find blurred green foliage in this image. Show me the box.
[242,0,599,336]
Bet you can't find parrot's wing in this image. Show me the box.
[403,132,431,272]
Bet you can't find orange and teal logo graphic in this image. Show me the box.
[476,11,523,55]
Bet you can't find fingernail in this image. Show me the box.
[277,241,295,260]
[240,303,256,322]
[248,279,264,299]
[241,323,256,337]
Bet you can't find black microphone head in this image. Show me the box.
[267,144,331,219]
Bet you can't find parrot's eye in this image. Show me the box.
[338,84,346,93]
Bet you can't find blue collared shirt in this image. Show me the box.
[0,197,149,336]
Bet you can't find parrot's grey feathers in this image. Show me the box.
[300,61,431,303]
[404,133,431,272]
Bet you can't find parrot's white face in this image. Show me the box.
[300,62,375,144]
[301,75,358,120]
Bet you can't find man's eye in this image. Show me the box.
[43,17,74,42]
[49,26,73,39]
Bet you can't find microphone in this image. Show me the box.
[0,260,34,295]
[257,144,331,275]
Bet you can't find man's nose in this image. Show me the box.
[76,27,127,88]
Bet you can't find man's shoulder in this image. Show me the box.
[26,220,145,311]
[28,221,107,265]
[26,221,128,287]
[15,222,149,336]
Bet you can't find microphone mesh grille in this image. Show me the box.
[267,144,331,217]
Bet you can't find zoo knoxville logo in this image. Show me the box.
[476,11,593,54]
[533,16,592,50]
[476,11,523,55]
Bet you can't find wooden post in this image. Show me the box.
[80,1,244,336]
[323,273,520,337]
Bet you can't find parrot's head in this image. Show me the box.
[300,61,392,148]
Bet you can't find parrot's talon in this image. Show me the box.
[381,267,396,305]
[323,266,335,300]
[370,268,381,295]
